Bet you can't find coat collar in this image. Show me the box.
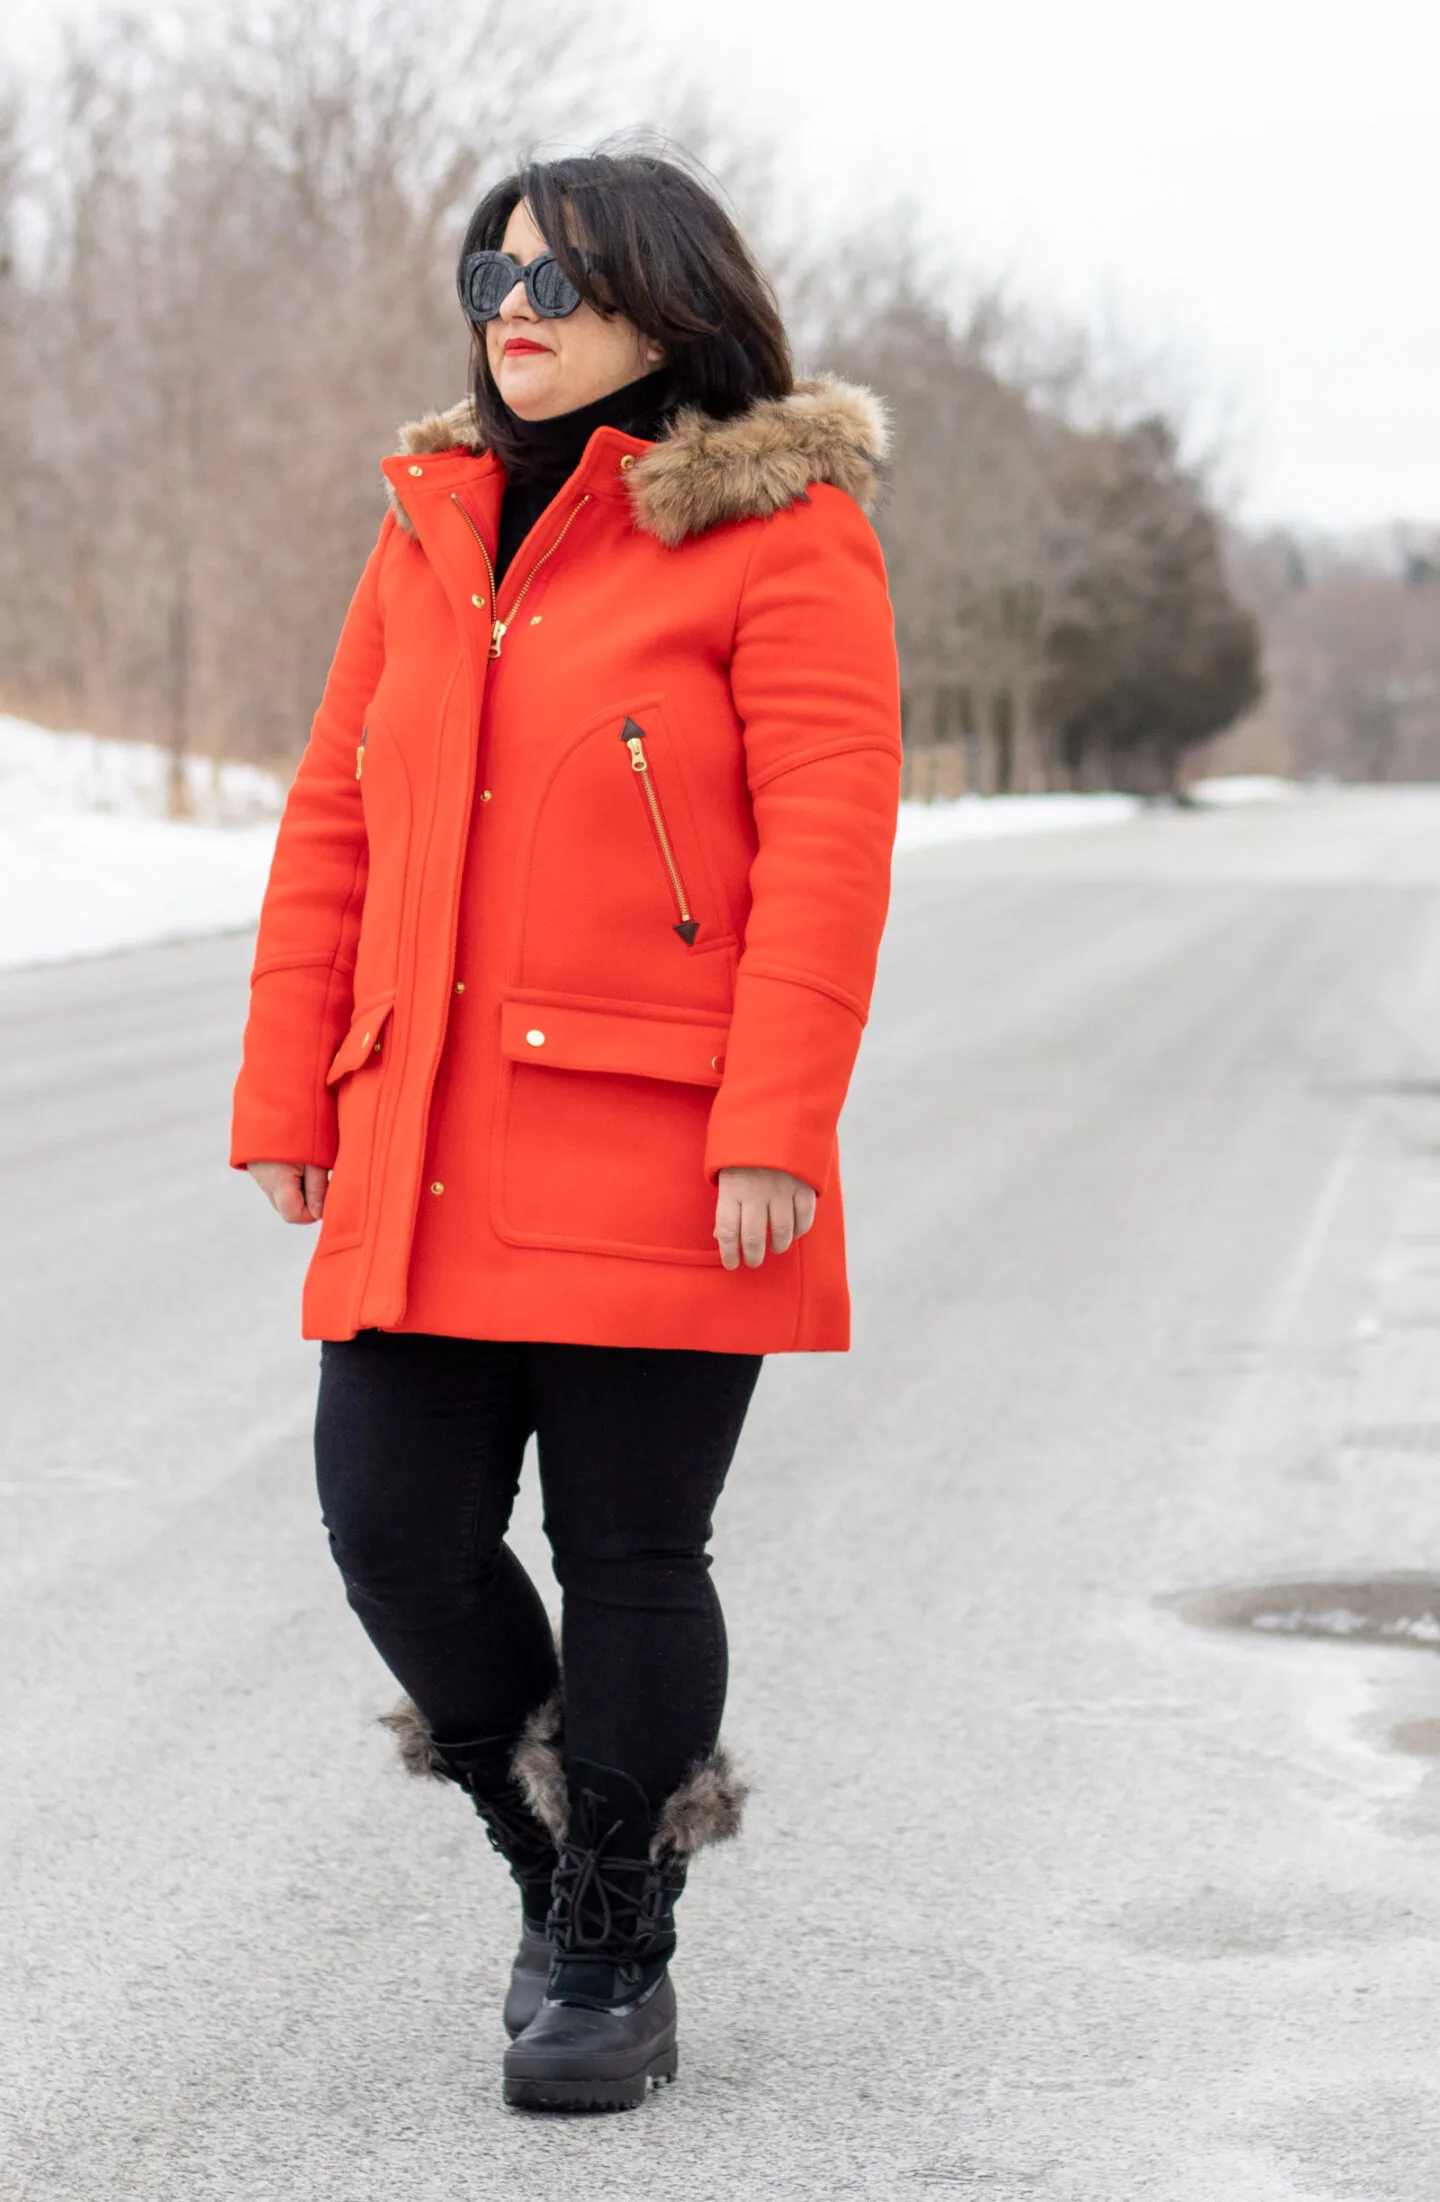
[385,375,888,546]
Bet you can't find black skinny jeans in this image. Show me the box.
[315,1332,762,1810]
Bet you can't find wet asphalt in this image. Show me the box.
[6,786,1440,2200]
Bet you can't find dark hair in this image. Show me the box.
[457,151,793,470]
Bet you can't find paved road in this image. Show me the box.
[7,787,1440,2201]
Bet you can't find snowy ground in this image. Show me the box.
[0,714,1301,970]
[0,716,284,972]
[892,789,1142,848]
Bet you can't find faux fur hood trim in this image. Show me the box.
[629,377,887,548]
[387,375,887,546]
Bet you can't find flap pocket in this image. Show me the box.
[499,993,729,1088]
[326,992,397,1085]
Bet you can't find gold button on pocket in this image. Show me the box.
[408,463,423,476]
[430,1181,445,1196]
[711,1054,725,1072]
[454,980,465,994]
[525,1029,545,1047]
[480,789,492,802]
[618,452,635,471]
[471,592,485,608]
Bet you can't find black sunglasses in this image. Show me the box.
[458,249,587,325]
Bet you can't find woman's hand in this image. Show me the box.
[713,1166,817,1271]
[247,1161,329,1225]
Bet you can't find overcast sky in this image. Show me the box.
[641,0,1439,532]
[11,0,1437,531]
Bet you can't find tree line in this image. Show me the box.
[1202,529,1440,783]
[0,0,1262,802]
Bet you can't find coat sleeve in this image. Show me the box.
[703,487,902,1195]
[228,516,391,1169]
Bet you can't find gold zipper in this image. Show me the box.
[450,493,591,658]
[622,719,700,944]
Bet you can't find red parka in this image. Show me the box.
[230,376,902,1353]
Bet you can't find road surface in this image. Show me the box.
[6,786,1440,2200]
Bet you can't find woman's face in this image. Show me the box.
[486,199,663,420]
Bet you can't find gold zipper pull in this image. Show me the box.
[626,735,647,772]
[489,619,508,659]
[355,728,367,781]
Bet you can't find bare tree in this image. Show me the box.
[6,0,610,768]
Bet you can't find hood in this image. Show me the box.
[388,374,888,546]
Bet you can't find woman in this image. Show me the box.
[231,149,901,2112]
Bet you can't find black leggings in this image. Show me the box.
[314,1332,763,1809]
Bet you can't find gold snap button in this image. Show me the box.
[480,789,492,802]
[530,615,542,626]
[471,592,485,609]
[525,1029,545,1047]
[618,452,636,471]
[454,980,465,994]
[711,1054,725,1071]
[430,1181,445,1195]
[408,463,423,476]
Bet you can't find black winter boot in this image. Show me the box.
[503,1748,747,2114]
[383,1695,560,2038]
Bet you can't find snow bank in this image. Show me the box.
[1188,774,1298,806]
[894,791,1142,851]
[0,716,284,972]
[0,716,1178,973]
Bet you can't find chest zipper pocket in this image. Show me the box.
[620,718,700,945]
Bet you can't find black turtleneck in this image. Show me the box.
[494,368,673,585]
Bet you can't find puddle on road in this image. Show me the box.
[1178,1575,1440,1653]
[1389,1717,1440,1758]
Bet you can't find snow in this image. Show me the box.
[0,716,284,973]
[893,791,1142,850]
[0,715,1291,973]
[1189,775,1298,805]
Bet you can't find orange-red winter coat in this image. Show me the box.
[230,375,902,1353]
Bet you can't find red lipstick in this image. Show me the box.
[504,338,550,356]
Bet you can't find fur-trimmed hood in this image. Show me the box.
[388,374,888,547]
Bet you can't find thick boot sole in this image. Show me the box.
[502,1923,552,2041]
[503,2042,678,2113]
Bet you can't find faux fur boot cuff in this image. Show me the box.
[379,1690,567,1798]
[386,1693,748,1859]
[515,1731,749,1858]
[653,1744,749,1860]
[511,1692,568,1838]
[379,1696,450,1781]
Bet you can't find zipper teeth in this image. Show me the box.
[450,495,498,604]
[627,734,694,923]
[504,496,590,625]
[638,771,693,922]
[449,492,590,647]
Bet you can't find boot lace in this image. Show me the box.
[549,1788,676,1973]
[465,1780,554,1880]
